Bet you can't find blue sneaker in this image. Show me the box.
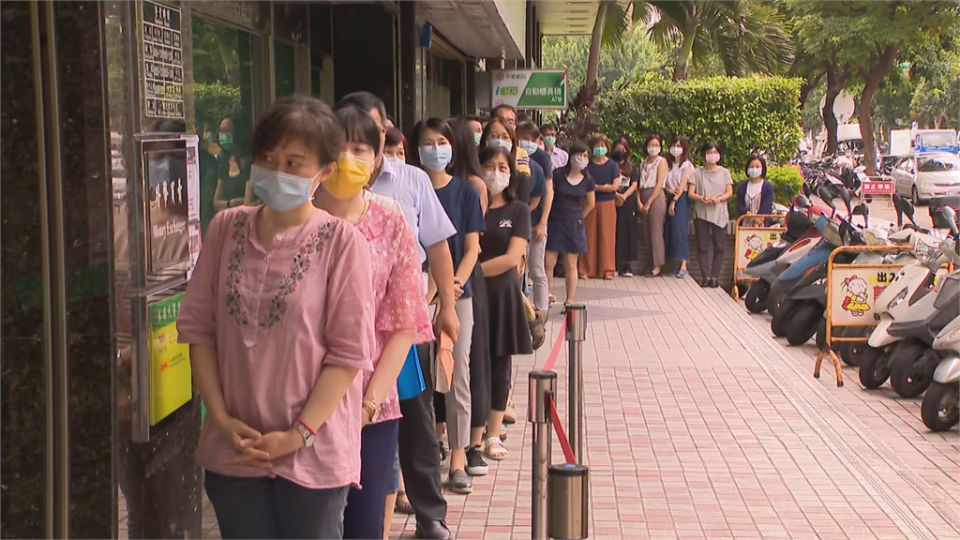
[677,269,690,278]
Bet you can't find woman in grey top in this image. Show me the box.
[687,141,733,288]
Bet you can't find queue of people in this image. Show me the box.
[178,91,773,540]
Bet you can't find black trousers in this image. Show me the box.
[398,343,447,524]
[694,218,725,279]
[204,471,349,539]
[615,195,639,270]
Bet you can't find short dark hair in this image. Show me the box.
[336,105,381,155]
[540,123,557,134]
[745,154,767,178]
[569,142,589,156]
[251,94,342,166]
[409,117,456,172]
[337,91,388,128]
[701,140,721,158]
[491,104,517,121]
[478,144,523,203]
[479,115,491,124]
[462,115,481,124]
[517,112,531,123]
[385,127,405,149]
[588,134,609,150]
[516,121,541,140]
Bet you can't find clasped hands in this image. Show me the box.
[211,412,304,470]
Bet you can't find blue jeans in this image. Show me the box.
[665,192,691,261]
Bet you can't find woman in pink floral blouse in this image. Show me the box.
[314,105,434,539]
[177,95,377,539]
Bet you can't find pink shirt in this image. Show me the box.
[357,201,435,423]
[177,206,376,490]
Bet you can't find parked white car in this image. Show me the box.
[892,152,960,205]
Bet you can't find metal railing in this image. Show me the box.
[529,304,590,540]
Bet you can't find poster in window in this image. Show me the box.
[145,148,190,274]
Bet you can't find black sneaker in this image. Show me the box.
[465,445,489,476]
[447,469,473,494]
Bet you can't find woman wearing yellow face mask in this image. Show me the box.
[314,106,434,540]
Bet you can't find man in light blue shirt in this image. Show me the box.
[337,92,457,540]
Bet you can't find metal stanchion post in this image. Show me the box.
[547,464,590,540]
[528,370,556,540]
[564,304,587,463]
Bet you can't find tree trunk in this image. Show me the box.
[584,2,606,100]
[672,25,698,82]
[858,44,899,176]
[822,63,847,156]
[799,71,824,110]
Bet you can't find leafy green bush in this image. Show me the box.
[728,164,804,218]
[598,75,803,166]
[194,81,241,127]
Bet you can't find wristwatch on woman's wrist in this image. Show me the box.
[294,418,316,447]
[362,400,381,423]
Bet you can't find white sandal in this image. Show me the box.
[484,436,508,460]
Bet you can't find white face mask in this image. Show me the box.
[747,167,763,179]
[647,146,661,157]
[386,156,405,165]
[485,170,511,196]
[669,146,684,157]
[571,156,588,171]
[490,139,513,152]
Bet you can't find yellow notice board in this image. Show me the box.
[149,293,192,425]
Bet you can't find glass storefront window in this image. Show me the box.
[274,41,297,99]
[191,17,259,234]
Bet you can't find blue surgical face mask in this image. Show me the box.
[474,133,482,146]
[490,138,513,152]
[418,145,453,172]
[519,140,538,154]
[250,164,319,212]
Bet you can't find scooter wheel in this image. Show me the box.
[786,302,822,346]
[859,349,891,389]
[889,341,934,398]
[745,281,771,314]
[921,382,960,432]
[766,282,787,318]
[771,299,796,338]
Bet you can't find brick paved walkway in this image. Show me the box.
[174,276,960,540]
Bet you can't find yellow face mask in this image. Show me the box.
[324,153,371,199]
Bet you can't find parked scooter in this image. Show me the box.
[859,208,960,394]
[920,315,960,431]
[775,205,874,346]
[742,187,818,313]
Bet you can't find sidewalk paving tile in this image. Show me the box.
[180,276,957,540]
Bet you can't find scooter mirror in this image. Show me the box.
[802,183,813,198]
[796,195,811,209]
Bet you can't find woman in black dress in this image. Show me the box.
[476,144,532,462]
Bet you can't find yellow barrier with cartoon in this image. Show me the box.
[731,214,785,299]
[814,245,907,387]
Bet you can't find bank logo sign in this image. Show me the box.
[492,70,567,110]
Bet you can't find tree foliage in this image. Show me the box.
[598,75,803,166]
[638,0,794,81]
[542,28,667,94]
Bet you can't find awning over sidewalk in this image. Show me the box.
[416,0,526,59]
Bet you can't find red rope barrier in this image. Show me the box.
[548,396,577,465]
[540,319,567,372]
[534,318,577,465]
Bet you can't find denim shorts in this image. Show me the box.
[387,450,400,494]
